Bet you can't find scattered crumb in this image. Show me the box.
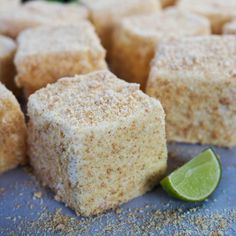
[115,208,122,214]
[33,192,42,199]
[1,148,235,235]
[2,206,236,235]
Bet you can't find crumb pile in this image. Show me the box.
[1,205,236,235]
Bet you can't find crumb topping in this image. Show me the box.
[0,83,16,102]
[16,22,103,56]
[152,35,236,80]
[121,8,209,39]
[28,70,157,127]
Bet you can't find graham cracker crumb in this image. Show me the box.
[33,191,42,199]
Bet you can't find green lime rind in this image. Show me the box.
[160,148,222,202]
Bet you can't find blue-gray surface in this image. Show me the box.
[0,143,236,236]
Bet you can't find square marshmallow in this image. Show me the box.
[27,70,167,216]
[147,36,236,147]
[15,22,107,96]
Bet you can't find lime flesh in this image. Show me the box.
[160,148,222,202]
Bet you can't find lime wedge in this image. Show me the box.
[160,148,222,202]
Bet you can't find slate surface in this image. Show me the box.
[0,143,236,235]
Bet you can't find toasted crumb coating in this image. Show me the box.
[15,23,107,95]
[147,36,236,147]
[28,70,167,216]
[0,83,27,174]
[111,8,210,90]
[81,0,161,55]
[0,0,88,38]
